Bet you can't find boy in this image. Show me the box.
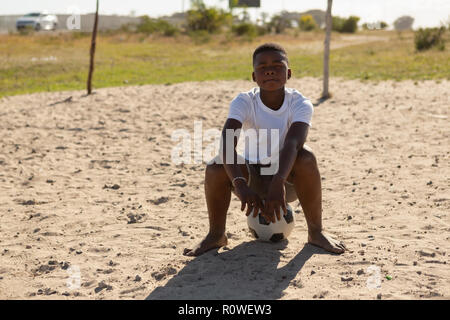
[184,43,346,256]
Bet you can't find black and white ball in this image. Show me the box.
[247,202,295,242]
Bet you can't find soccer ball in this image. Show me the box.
[247,202,295,242]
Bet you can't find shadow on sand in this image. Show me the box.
[146,241,337,300]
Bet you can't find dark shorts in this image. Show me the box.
[241,162,298,203]
[208,155,297,203]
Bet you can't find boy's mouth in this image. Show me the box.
[264,79,279,83]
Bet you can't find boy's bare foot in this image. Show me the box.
[183,233,228,257]
[308,231,347,254]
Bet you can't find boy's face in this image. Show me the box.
[252,50,291,91]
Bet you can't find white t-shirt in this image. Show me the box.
[227,87,313,164]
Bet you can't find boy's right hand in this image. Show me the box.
[234,180,264,217]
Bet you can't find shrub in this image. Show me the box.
[161,23,179,37]
[299,15,318,31]
[188,30,211,44]
[380,21,388,29]
[186,1,231,33]
[256,25,270,36]
[232,23,257,37]
[137,16,158,34]
[18,27,35,36]
[415,27,446,51]
[341,16,360,33]
[267,14,291,34]
[332,16,345,32]
[332,16,360,33]
[120,23,137,33]
[71,31,90,39]
[137,16,179,36]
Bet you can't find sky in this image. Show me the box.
[1,0,449,28]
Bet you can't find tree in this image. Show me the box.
[87,0,99,95]
[268,14,291,34]
[394,16,414,31]
[301,9,326,28]
[187,0,232,33]
[341,16,359,33]
[322,0,332,99]
[332,15,359,33]
[380,21,388,29]
[299,15,318,31]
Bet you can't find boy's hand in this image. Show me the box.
[234,180,264,217]
[263,175,287,223]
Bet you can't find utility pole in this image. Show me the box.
[87,0,99,95]
[322,0,332,99]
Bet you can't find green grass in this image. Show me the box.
[0,30,449,98]
[329,35,450,80]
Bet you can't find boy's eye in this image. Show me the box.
[258,65,283,71]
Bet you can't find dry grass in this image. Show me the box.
[1,29,449,98]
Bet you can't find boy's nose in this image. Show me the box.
[265,70,275,75]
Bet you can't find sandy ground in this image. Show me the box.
[0,78,448,300]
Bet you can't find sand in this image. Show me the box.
[0,78,448,300]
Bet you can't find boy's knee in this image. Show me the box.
[206,162,228,181]
[206,161,224,174]
[295,147,318,171]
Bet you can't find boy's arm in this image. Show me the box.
[263,121,310,222]
[221,118,264,216]
[220,118,244,181]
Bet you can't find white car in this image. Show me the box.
[16,12,58,31]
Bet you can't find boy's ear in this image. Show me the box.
[287,69,292,79]
[252,72,256,82]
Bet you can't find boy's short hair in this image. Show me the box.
[252,43,289,66]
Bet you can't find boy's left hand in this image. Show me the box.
[263,175,287,223]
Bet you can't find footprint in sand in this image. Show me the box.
[94,281,113,293]
[151,265,177,281]
[148,197,169,205]
[127,213,146,224]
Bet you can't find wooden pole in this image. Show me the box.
[87,0,99,95]
[322,0,332,99]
